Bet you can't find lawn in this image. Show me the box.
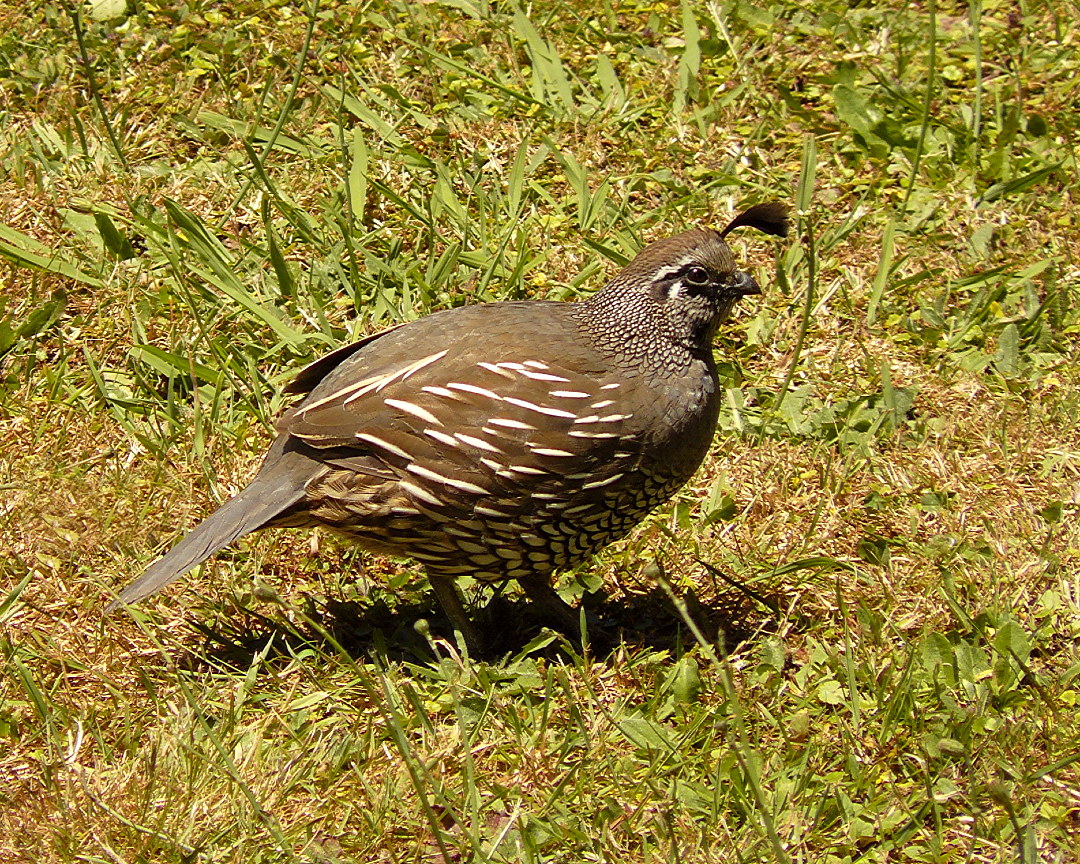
[2,0,1079,861]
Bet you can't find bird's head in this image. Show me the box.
[584,202,790,366]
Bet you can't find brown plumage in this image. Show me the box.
[108,203,789,650]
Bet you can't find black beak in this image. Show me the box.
[734,270,760,296]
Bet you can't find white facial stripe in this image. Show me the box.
[652,256,697,282]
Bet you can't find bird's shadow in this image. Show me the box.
[185,583,778,672]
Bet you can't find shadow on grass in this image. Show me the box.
[183,579,781,671]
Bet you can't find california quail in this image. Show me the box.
[108,203,789,651]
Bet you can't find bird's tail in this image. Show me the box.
[106,438,314,611]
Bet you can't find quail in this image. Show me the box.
[108,202,789,651]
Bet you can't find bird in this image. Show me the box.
[108,202,789,652]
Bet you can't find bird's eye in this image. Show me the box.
[684,266,710,286]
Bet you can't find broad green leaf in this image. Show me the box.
[994,322,1020,377]
[93,212,136,260]
[617,716,676,752]
[669,656,702,705]
[993,620,1031,663]
[88,0,127,21]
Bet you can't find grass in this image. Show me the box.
[2,0,1079,860]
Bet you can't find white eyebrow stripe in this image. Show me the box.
[455,432,504,453]
[355,432,412,460]
[447,381,503,400]
[653,256,701,281]
[502,397,577,419]
[406,463,490,495]
[384,398,442,426]
[652,264,685,282]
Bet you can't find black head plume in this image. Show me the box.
[719,202,790,239]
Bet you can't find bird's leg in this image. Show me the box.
[427,573,482,655]
[517,575,582,635]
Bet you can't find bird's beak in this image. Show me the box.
[734,271,760,296]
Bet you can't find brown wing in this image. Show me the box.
[281,341,643,523]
